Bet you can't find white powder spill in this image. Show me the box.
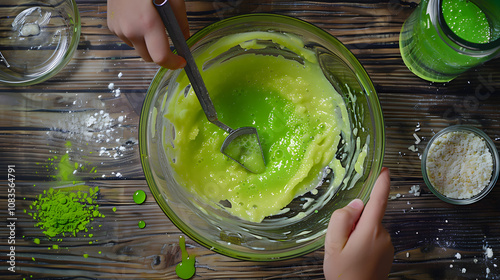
[50,75,134,179]
[409,185,421,196]
[485,246,494,259]
[408,145,418,152]
[413,133,421,144]
[406,123,423,159]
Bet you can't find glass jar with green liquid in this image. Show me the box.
[400,0,500,83]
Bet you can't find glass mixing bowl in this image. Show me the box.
[0,0,80,86]
[140,14,384,261]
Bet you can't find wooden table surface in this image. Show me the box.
[2,0,500,279]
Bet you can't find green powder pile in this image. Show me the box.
[27,186,104,238]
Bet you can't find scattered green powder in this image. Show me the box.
[133,190,147,204]
[39,141,98,181]
[138,220,146,229]
[27,186,103,238]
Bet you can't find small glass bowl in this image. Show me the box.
[0,0,80,86]
[422,125,500,205]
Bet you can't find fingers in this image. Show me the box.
[107,0,189,69]
[357,167,391,228]
[133,38,153,63]
[144,21,186,69]
[325,199,364,254]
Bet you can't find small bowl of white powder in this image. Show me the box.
[422,125,500,205]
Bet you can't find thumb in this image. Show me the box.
[325,199,364,254]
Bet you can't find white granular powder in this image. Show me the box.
[485,247,493,258]
[409,185,421,196]
[426,131,493,199]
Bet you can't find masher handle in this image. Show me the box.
[154,0,228,131]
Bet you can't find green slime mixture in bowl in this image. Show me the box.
[164,32,351,223]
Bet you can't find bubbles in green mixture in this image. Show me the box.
[223,132,265,174]
[442,0,491,43]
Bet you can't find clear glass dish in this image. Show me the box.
[0,0,80,86]
[139,14,385,261]
[422,125,500,205]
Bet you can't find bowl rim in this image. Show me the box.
[0,0,81,86]
[139,13,385,261]
[421,124,500,205]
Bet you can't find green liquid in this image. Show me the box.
[443,0,490,43]
[400,0,492,82]
[165,32,349,222]
[133,190,146,204]
[175,236,196,279]
[137,220,146,229]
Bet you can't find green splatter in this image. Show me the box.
[39,141,99,181]
[138,220,146,229]
[56,153,75,181]
[52,244,59,249]
[32,257,35,261]
[33,238,40,244]
[175,236,196,279]
[27,186,104,238]
[133,190,146,204]
[83,253,89,258]
[112,207,117,212]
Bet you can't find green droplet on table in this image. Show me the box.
[133,190,146,204]
[138,220,146,229]
[175,235,196,279]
